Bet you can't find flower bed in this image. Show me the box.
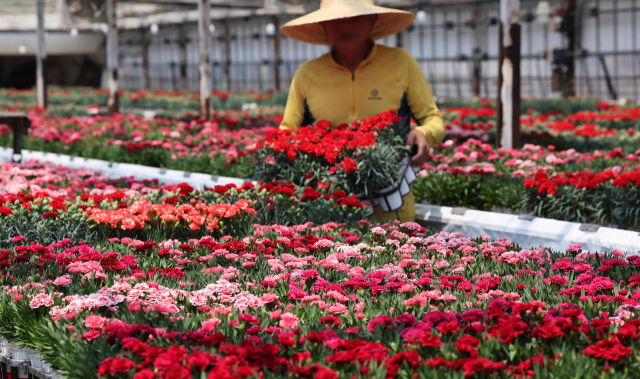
[413,139,640,229]
[4,90,640,377]
[0,112,282,177]
[1,210,640,378]
[3,97,638,182]
[5,104,640,229]
[442,102,640,152]
[0,161,367,246]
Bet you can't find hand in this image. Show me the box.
[406,129,430,167]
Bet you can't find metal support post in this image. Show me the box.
[223,20,231,91]
[178,24,188,90]
[36,0,47,109]
[472,0,481,97]
[496,0,521,149]
[198,0,212,119]
[106,0,119,114]
[565,0,577,96]
[272,17,281,91]
[141,28,150,89]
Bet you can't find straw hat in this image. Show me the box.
[280,0,415,45]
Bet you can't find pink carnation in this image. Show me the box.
[260,293,279,304]
[203,317,221,327]
[84,315,109,329]
[279,312,299,329]
[566,243,582,252]
[53,275,72,286]
[29,293,54,309]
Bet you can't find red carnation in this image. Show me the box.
[456,357,498,377]
[239,313,260,325]
[436,321,460,334]
[49,198,67,211]
[487,318,529,344]
[335,196,363,208]
[426,356,453,368]
[333,190,347,198]
[133,369,155,379]
[314,366,338,379]
[187,351,211,371]
[417,334,442,347]
[162,196,180,204]
[531,324,564,339]
[319,315,341,326]
[176,182,195,196]
[273,186,295,197]
[386,350,421,377]
[108,191,126,201]
[338,157,357,174]
[42,211,59,219]
[278,331,296,347]
[0,206,13,216]
[97,357,135,376]
[455,334,480,355]
[617,323,639,340]
[301,187,322,202]
[395,313,416,326]
[584,337,632,361]
[367,315,395,332]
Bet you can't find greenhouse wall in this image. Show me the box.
[114,0,640,101]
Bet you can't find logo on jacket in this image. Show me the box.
[368,88,381,100]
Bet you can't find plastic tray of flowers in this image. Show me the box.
[365,156,420,213]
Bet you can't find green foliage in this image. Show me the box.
[521,184,640,229]
[0,200,96,247]
[413,172,522,211]
[437,97,602,114]
[414,170,640,230]
[198,186,366,227]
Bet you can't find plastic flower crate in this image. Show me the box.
[359,157,420,213]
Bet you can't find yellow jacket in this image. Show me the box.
[279,43,445,222]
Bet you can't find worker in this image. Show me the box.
[279,0,445,223]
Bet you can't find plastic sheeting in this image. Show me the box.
[416,203,640,255]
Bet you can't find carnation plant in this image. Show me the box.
[250,110,410,199]
[1,178,366,248]
[2,222,640,378]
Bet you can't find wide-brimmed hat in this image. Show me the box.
[280,0,415,45]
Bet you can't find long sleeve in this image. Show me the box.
[405,55,445,147]
[279,69,305,131]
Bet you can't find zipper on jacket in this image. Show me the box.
[351,72,356,116]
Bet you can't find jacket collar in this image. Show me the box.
[329,43,378,72]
